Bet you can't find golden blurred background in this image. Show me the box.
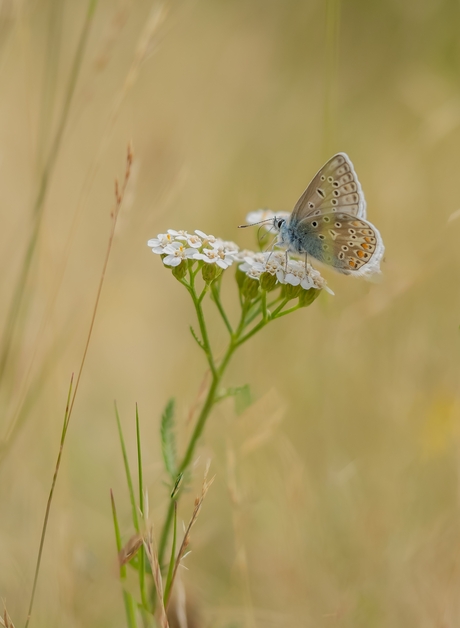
[1,0,460,626]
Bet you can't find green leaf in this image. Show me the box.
[216,385,252,415]
[189,325,205,350]
[234,384,252,415]
[161,398,177,479]
[170,472,184,499]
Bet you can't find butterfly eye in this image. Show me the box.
[277,219,285,229]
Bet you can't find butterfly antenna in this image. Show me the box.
[238,218,272,228]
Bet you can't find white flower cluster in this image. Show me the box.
[147,224,332,295]
[147,229,238,269]
[238,250,333,294]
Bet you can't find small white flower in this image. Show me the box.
[238,251,265,273]
[218,239,239,254]
[147,232,177,254]
[236,249,259,262]
[257,251,286,275]
[163,242,195,267]
[168,229,189,238]
[238,249,332,295]
[182,233,203,248]
[195,230,218,248]
[194,243,236,269]
[246,265,263,281]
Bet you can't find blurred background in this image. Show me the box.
[1,0,460,626]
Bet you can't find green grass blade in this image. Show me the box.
[110,490,138,628]
[163,501,177,607]
[115,402,139,532]
[135,405,150,610]
[160,398,177,479]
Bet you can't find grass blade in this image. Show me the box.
[111,491,138,628]
[160,399,177,479]
[115,402,139,532]
[135,405,149,609]
[24,374,74,628]
[163,501,177,606]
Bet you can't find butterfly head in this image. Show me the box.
[273,216,286,232]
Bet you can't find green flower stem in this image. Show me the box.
[198,284,209,304]
[183,274,217,378]
[158,338,237,565]
[261,290,268,322]
[211,283,233,336]
[234,318,268,348]
[157,273,308,569]
[274,304,302,318]
[158,288,249,565]
[271,297,290,317]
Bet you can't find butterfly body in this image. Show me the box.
[271,153,384,277]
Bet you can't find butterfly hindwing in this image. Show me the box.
[291,153,367,221]
[292,212,384,276]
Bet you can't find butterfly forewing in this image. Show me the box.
[295,212,384,276]
[291,153,367,221]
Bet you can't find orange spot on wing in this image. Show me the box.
[349,260,356,267]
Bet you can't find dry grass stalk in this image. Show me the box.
[143,526,169,628]
[166,461,215,609]
[23,146,134,628]
[118,532,144,567]
[0,603,15,628]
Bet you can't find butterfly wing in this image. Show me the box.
[291,153,366,221]
[295,212,384,276]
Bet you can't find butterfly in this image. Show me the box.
[245,153,384,277]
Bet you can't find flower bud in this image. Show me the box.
[299,287,320,308]
[202,262,220,283]
[242,277,260,300]
[235,267,246,289]
[259,271,277,292]
[282,283,301,300]
[171,260,188,280]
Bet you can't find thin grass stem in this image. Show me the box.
[135,406,149,610]
[115,403,139,533]
[0,0,98,390]
[163,501,178,606]
[24,375,74,628]
[111,491,138,628]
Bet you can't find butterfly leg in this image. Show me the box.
[284,250,289,272]
[264,235,279,264]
